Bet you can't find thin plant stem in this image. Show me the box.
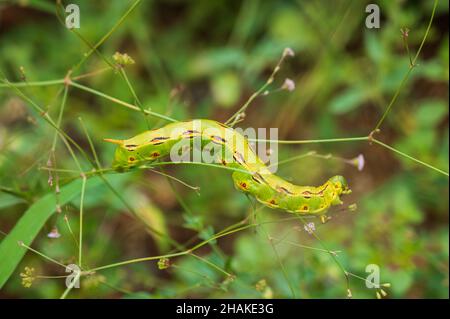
[90,251,187,272]
[86,215,326,274]
[264,230,297,298]
[268,151,319,169]
[18,242,67,269]
[78,175,87,267]
[0,75,90,170]
[294,215,351,298]
[0,67,111,88]
[190,253,233,278]
[374,0,439,131]
[60,271,80,299]
[0,79,65,88]
[225,50,292,126]
[412,0,439,64]
[55,0,142,75]
[145,161,251,175]
[373,67,413,132]
[47,85,70,216]
[69,81,177,123]
[89,222,257,272]
[58,0,154,132]
[171,264,221,290]
[402,29,413,67]
[64,215,80,251]
[99,174,187,251]
[253,203,296,298]
[272,237,340,255]
[52,86,69,150]
[249,136,369,144]
[39,167,83,174]
[36,275,69,279]
[78,117,102,170]
[346,271,383,287]
[119,68,151,129]
[161,166,194,216]
[41,165,200,192]
[372,138,449,177]
[72,67,113,81]
[150,168,200,192]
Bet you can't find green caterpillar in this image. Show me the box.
[105,119,351,218]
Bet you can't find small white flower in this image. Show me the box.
[47,227,61,239]
[348,154,365,171]
[283,47,295,57]
[355,154,365,171]
[304,222,315,234]
[281,78,295,92]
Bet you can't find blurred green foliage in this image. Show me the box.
[0,0,448,298]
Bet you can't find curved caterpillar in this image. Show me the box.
[104,119,351,217]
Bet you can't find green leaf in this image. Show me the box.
[0,177,102,289]
[329,88,366,114]
[187,48,245,77]
[365,31,383,64]
[182,213,204,231]
[414,100,448,128]
[0,193,26,210]
[211,71,241,109]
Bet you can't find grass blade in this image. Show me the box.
[0,177,102,288]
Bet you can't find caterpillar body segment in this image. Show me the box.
[104,119,351,216]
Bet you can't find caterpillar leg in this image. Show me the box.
[320,215,332,224]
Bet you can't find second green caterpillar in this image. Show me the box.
[105,119,351,217]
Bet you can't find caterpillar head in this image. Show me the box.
[329,175,351,196]
[104,138,139,171]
